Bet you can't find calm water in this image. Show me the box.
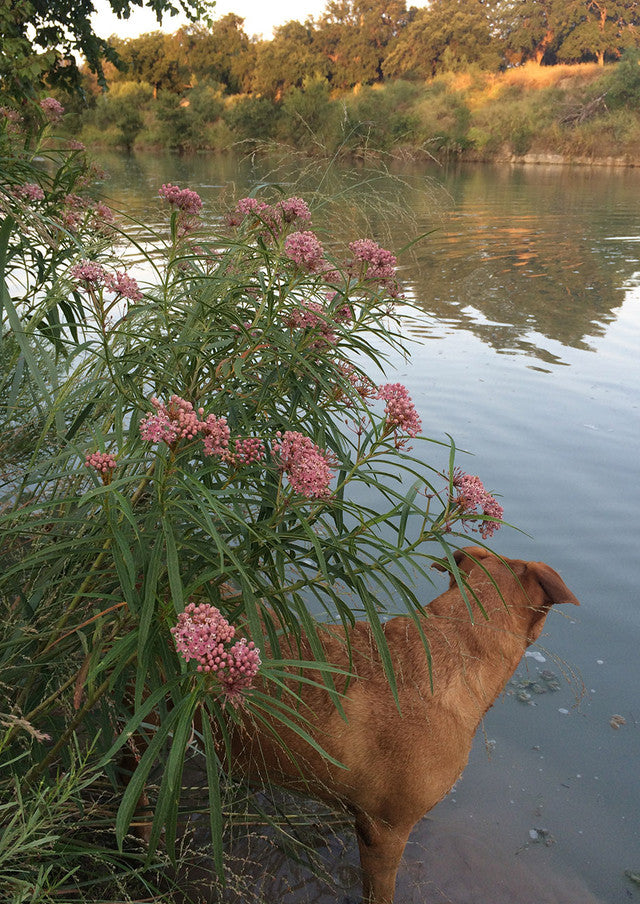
[98,152,640,904]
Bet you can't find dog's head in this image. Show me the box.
[435,546,580,643]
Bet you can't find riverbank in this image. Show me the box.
[69,59,640,167]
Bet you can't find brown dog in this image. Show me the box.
[226,547,580,904]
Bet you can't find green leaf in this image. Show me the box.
[115,702,182,849]
[200,711,225,880]
[162,516,184,612]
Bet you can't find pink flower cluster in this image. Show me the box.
[159,183,203,217]
[171,602,261,702]
[138,399,335,498]
[227,196,311,233]
[110,271,143,302]
[377,383,422,438]
[59,194,113,235]
[95,201,115,224]
[85,450,117,484]
[286,300,337,347]
[273,430,335,498]
[70,260,142,302]
[278,196,312,224]
[452,469,504,539]
[201,413,231,457]
[349,239,400,295]
[14,183,45,202]
[284,231,325,273]
[349,239,397,281]
[232,436,266,465]
[70,260,107,283]
[140,396,204,446]
[139,396,264,467]
[40,97,64,122]
[337,362,376,401]
[1,106,22,129]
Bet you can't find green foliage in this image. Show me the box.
[316,0,413,88]
[498,0,567,65]
[279,78,341,150]
[413,84,474,155]
[224,95,282,142]
[252,21,329,99]
[603,48,640,106]
[89,81,153,151]
[383,0,502,79]
[0,100,506,899]
[469,83,559,156]
[152,85,227,151]
[0,0,213,95]
[341,82,421,153]
[173,17,256,94]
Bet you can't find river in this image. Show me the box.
[96,150,640,904]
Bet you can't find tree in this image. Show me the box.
[252,21,328,99]
[92,79,153,149]
[108,32,189,95]
[279,76,341,148]
[497,0,566,65]
[316,0,412,88]
[498,0,640,66]
[0,0,213,94]
[383,0,502,79]
[172,17,256,94]
[557,0,640,65]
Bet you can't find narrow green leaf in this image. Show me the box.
[115,704,181,848]
[162,517,183,612]
[148,693,198,858]
[200,712,225,880]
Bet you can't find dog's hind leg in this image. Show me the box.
[355,813,412,904]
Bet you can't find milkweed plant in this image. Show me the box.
[0,98,503,899]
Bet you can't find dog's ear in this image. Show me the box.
[529,562,580,607]
[524,562,579,643]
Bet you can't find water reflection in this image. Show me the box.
[95,152,640,367]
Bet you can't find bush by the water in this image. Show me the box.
[0,99,505,900]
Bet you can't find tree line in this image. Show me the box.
[96,0,640,100]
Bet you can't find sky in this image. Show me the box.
[91,0,331,41]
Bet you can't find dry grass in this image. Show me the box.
[500,61,602,89]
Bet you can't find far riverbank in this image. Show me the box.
[68,60,640,167]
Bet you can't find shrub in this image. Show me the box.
[341,83,422,155]
[224,95,282,142]
[603,48,640,108]
[1,99,504,899]
[279,77,341,151]
[413,87,473,155]
[89,81,154,151]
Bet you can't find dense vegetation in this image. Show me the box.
[6,0,640,161]
[31,0,637,162]
[97,0,640,96]
[68,56,640,162]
